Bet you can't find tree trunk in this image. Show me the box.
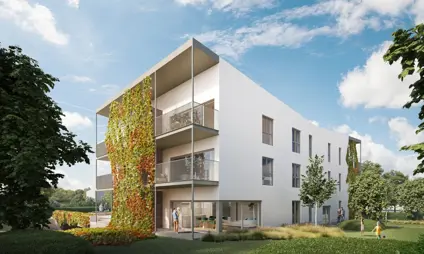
[315,202,318,226]
[394,206,396,213]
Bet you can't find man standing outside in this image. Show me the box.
[172,208,179,233]
[341,207,345,222]
[337,207,341,223]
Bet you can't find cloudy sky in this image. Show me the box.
[1,0,424,196]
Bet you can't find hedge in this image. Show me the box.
[251,237,420,254]
[0,230,94,254]
[387,212,423,221]
[66,227,155,246]
[52,210,91,228]
[339,219,385,231]
[56,207,95,213]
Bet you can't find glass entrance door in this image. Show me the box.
[172,202,192,231]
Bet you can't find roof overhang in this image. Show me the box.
[349,136,361,144]
[96,38,219,117]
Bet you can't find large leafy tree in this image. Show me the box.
[348,169,389,220]
[0,45,92,230]
[361,161,384,176]
[382,170,408,212]
[383,24,424,175]
[398,178,424,218]
[299,155,337,225]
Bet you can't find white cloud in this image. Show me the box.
[62,111,93,130]
[63,75,94,83]
[175,0,276,15]
[56,169,94,197]
[334,122,423,178]
[368,116,387,124]
[0,0,69,45]
[388,117,424,148]
[412,0,424,24]
[89,84,120,95]
[310,120,319,126]
[67,0,79,9]
[185,0,424,59]
[338,41,416,108]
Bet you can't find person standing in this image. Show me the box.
[360,218,365,236]
[172,208,179,233]
[341,207,345,221]
[337,207,341,223]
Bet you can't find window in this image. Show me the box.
[292,164,301,188]
[309,135,312,158]
[262,116,273,145]
[338,173,341,191]
[328,171,331,181]
[323,206,331,224]
[338,147,341,165]
[328,143,331,162]
[292,128,301,153]
[292,201,301,224]
[262,157,273,186]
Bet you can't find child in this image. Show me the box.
[360,218,365,236]
[371,221,382,239]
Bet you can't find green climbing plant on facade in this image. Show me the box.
[346,139,359,219]
[105,77,155,234]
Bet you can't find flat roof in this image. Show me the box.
[96,38,219,117]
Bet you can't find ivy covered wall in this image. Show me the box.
[346,139,359,219]
[105,77,155,233]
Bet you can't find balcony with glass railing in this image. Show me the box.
[155,101,219,149]
[155,157,219,187]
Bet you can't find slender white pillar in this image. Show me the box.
[95,113,98,222]
[154,72,157,233]
[190,41,195,240]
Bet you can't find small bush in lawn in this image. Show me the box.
[417,234,424,253]
[201,232,216,242]
[339,219,385,231]
[0,230,94,254]
[66,227,154,246]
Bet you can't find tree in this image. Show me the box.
[348,170,389,220]
[0,45,92,230]
[299,155,337,225]
[361,161,384,176]
[382,170,408,212]
[398,178,424,218]
[383,24,424,175]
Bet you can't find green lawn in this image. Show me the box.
[344,222,424,242]
[94,237,268,254]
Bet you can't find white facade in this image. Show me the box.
[95,39,359,231]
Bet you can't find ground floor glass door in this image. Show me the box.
[172,202,192,231]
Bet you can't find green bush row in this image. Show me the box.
[251,238,420,254]
[55,207,95,213]
[386,212,423,221]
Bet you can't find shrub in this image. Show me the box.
[251,238,419,254]
[388,220,424,225]
[201,225,344,242]
[387,212,423,221]
[0,229,94,254]
[52,210,91,228]
[417,234,424,253]
[56,207,95,213]
[339,219,385,231]
[66,227,154,246]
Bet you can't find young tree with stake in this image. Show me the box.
[299,155,337,225]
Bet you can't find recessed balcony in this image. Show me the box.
[155,101,219,149]
[155,157,219,188]
[96,141,108,161]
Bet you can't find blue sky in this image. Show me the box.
[1,0,424,195]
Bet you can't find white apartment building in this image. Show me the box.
[95,38,362,234]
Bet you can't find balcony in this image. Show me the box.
[96,141,108,161]
[97,174,113,190]
[155,157,219,188]
[155,102,219,149]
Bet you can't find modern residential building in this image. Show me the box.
[95,38,362,234]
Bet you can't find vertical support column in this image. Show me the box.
[216,201,222,232]
[154,72,157,233]
[190,41,195,240]
[95,113,98,223]
[240,202,244,229]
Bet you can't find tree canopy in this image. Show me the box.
[0,45,92,230]
[383,24,424,175]
[348,169,389,220]
[398,178,424,217]
[299,155,337,225]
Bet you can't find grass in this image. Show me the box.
[93,237,420,254]
[344,222,424,242]
[202,225,345,242]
